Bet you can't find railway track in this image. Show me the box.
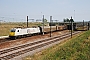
[0,31,81,60]
[0,30,68,44]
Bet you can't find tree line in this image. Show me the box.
[63,18,74,22]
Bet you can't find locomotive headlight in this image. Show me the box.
[9,32,15,36]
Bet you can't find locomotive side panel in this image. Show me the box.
[27,28,40,34]
[15,29,28,36]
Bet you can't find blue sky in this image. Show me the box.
[0,0,90,22]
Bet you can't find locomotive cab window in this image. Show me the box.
[11,30,15,32]
[17,30,19,32]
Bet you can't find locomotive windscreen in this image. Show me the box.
[11,29,16,32]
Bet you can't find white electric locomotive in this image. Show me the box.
[9,27,40,39]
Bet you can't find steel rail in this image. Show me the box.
[0,32,70,55]
[0,31,80,60]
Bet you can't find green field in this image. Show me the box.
[0,22,44,36]
[23,31,90,60]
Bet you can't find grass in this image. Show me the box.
[23,30,90,60]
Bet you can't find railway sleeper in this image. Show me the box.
[0,31,80,60]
